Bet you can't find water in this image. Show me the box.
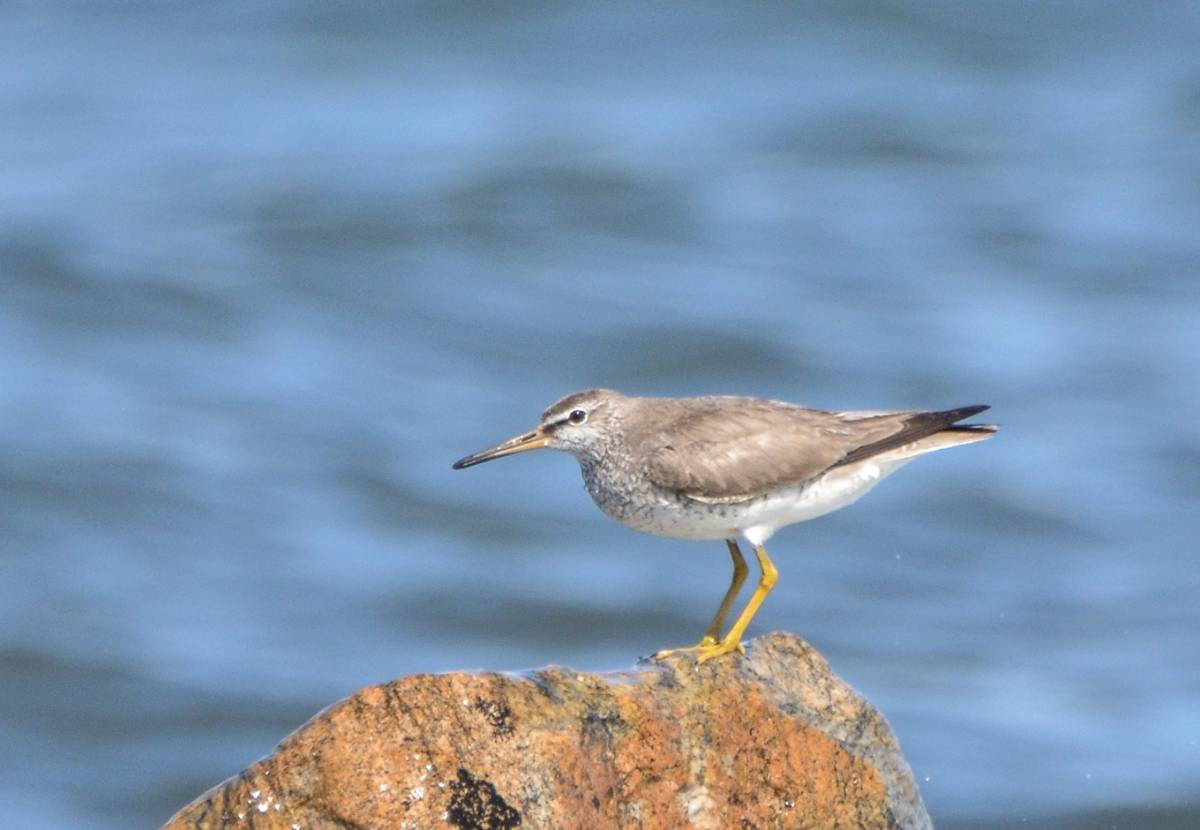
[2,2,1198,827]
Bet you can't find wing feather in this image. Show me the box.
[638,398,989,503]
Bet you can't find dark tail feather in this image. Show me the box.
[937,404,996,435]
[936,404,990,422]
[943,423,998,434]
[835,404,994,468]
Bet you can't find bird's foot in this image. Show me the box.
[652,635,746,662]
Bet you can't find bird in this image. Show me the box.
[452,389,996,662]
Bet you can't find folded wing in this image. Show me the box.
[642,400,992,503]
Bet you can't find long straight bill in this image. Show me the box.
[452,430,548,469]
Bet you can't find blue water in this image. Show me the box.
[2,3,1198,827]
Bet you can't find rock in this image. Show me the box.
[162,632,931,829]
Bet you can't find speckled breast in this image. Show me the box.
[578,457,747,541]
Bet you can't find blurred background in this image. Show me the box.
[2,2,1198,828]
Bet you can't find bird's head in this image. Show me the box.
[452,388,624,469]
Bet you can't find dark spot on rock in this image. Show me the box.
[447,767,521,830]
[582,709,625,741]
[659,673,681,690]
[473,696,514,737]
[525,671,564,703]
[592,795,600,809]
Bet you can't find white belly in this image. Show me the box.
[610,457,915,546]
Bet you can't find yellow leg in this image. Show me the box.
[653,540,749,659]
[695,544,778,663]
[701,540,750,643]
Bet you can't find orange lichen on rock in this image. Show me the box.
[162,632,931,829]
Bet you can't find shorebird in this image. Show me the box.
[452,390,995,661]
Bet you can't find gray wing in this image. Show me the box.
[640,398,987,503]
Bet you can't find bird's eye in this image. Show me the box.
[568,409,588,425]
